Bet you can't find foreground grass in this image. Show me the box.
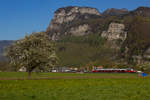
[0,72,139,79]
[0,78,150,100]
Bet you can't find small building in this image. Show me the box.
[19,67,26,72]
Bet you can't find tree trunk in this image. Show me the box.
[28,71,32,79]
[27,67,36,78]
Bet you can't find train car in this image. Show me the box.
[92,68,136,73]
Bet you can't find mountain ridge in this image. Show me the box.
[1,6,150,67]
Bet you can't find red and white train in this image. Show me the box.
[92,68,136,73]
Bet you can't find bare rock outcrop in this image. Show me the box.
[101,23,127,41]
[69,24,90,36]
[46,6,101,40]
[53,7,100,24]
[101,23,127,48]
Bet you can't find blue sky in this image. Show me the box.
[0,0,150,40]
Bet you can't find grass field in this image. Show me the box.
[0,72,150,100]
[0,72,140,80]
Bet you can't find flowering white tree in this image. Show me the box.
[5,32,58,77]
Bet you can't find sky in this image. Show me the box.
[0,0,150,40]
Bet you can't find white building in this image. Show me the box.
[19,67,26,72]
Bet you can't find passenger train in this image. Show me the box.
[92,68,136,73]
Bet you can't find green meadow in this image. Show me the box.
[0,72,150,100]
[0,72,138,79]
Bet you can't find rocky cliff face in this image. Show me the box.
[101,23,127,49]
[46,6,101,40]
[101,23,126,40]
[53,6,100,24]
[47,6,150,41]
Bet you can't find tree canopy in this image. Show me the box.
[5,32,58,76]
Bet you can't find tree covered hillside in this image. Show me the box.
[56,34,123,68]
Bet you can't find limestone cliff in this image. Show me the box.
[46,6,101,40]
[101,23,127,49]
